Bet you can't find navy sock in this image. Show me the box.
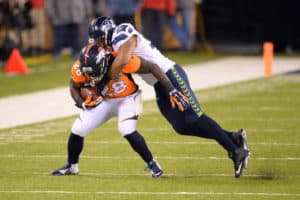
[124,131,153,163]
[68,133,84,164]
[196,114,237,152]
[222,129,235,141]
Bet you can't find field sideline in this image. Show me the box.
[0,71,299,200]
[1,56,300,129]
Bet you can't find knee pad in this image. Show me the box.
[118,119,137,136]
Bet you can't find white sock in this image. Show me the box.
[70,163,79,172]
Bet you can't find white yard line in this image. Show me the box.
[0,139,299,147]
[0,190,299,197]
[0,56,299,129]
[0,154,300,161]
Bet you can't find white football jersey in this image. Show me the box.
[112,23,175,85]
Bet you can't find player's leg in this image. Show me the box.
[156,65,250,177]
[118,92,163,178]
[165,65,249,149]
[174,64,250,176]
[51,101,113,176]
[154,64,203,134]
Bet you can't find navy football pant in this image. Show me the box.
[154,64,237,153]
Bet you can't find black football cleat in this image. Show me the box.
[232,129,251,169]
[146,159,163,178]
[232,129,250,150]
[229,148,250,178]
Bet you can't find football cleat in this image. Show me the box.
[232,129,250,151]
[232,129,251,169]
[229,148,250,178]
[146,159,163,178]
[50,164,78,176]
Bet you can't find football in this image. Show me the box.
[80,87,99,100]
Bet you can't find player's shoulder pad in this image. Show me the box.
[71,60,87,84]
[122,55,141,74]
[112,23,137,48]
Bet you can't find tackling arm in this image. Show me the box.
[137,58,190,112]
[137,58,174,92]
[108,36,137,79]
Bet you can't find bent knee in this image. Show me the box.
[118,120,137,136]
[172,122,198,136]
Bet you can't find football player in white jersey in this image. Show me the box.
[88,17,251,178]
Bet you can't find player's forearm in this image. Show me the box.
[138,58,175,92]
[69,79,84,106]
[108,56,127,79]
[109,36,136,79]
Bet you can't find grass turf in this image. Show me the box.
[0,73,299,200]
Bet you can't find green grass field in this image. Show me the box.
[0,72,299,200]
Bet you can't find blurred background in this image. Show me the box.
[0,0,299,67]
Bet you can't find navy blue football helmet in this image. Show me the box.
[79,44,110,82]
[88,17,116,47]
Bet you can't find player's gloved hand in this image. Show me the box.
[169,89,190,112]
[82,95,103,110]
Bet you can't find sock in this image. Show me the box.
[68,133,84,164]
[124,131,153,163]
[223,129,235,141]
[196,114,237,152]
[71,163,78,169]
[70,163,79,173]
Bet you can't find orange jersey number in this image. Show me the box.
[102,73,138,98]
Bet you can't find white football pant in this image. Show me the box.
[72,90,142,137]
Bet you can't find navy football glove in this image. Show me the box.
[169,89,190,111]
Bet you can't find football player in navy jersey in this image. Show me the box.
[88,17,251,178]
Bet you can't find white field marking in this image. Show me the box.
[0,126,288,145]
[221,118,300,122]
[28,172,300,178]
[0,127,295,146]
[4,168,300,178]
[3,140,300,147]
[29,63,69,73]
[27,171,300,178]
[0,154,300,161]
[0,125,289,141]
[216,106,296,111]
[0,190,299,197]
[232,97,300,102]
[0,126,289,137]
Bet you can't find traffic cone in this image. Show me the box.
[4,48,30,74]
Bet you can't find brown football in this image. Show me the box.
[80,87,99,100]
